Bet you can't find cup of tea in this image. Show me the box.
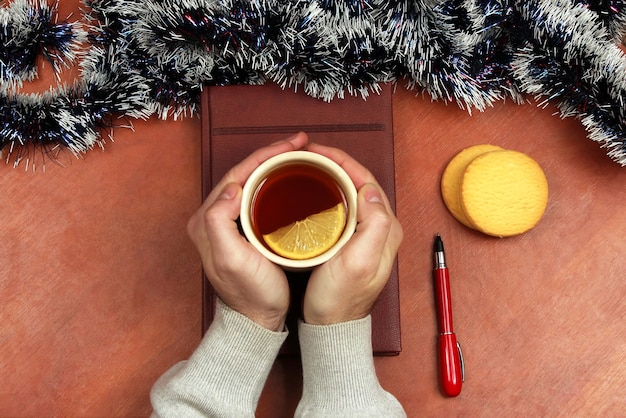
[240,150,358,270]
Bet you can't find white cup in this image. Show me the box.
[240,150,358,270]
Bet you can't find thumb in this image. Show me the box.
[360,182,384,206]
[344,183,391,259]
[214,182,242,220]
[187,182,241,252]
[208,182,243,229]
[200,182,243,246]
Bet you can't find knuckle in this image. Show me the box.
[345,254,379,279]
[374,210,393,230]
[392,218,404,243]
[202,204,222,228]
[186,212,199,239]
[211,254,237,276]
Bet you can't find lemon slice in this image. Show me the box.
[262,203,346,260]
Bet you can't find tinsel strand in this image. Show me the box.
[0,0,85,86]
[1,0,626,167]
[510,0,626,162]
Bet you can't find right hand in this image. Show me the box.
[302,143,404,325]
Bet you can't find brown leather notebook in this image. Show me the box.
[200,83,401,355]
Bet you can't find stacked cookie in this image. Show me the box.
[441,145,549,237]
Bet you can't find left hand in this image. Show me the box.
[187,132,309,331]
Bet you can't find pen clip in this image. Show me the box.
[457,341,465,382]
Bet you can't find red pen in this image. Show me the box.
[433,233,464,397]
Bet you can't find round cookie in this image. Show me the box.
[441,144,503,228]
[460,150,548,237]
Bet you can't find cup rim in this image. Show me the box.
[240,150,358,270]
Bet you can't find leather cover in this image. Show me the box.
[200,83,400,355]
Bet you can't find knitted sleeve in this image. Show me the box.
[295,316,406,418]
[150,299,288,418]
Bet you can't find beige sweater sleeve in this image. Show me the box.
[150,302,405,417]
[295,316,406,418]
[150,299,288,417]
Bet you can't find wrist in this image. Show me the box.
[235,305,287,332]
[249,313,286,332]
[303,305,370,326]
[219,296,288,332]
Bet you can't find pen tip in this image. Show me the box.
[434,233,444,252]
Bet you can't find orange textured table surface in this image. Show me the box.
[2,87,625,416]
[1,3,625,412]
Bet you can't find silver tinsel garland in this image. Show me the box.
[1,0,625,166]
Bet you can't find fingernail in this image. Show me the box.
[271,132,299,145]
[364,183,382,203]
[285,132,299,141]
[218,183,238,200]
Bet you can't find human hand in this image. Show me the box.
[187,132,309,331]
[302,143,404,325]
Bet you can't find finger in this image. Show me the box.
[310,143,397,216]
[362,183,403,265]
[307,142,395,212]
[187,185,239,249]
[209,132,309,202]
[339,183,394,278]
[186,183,241,270]
[270,131,308,146]
[307,142,377,189]
[202,183,249,265]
